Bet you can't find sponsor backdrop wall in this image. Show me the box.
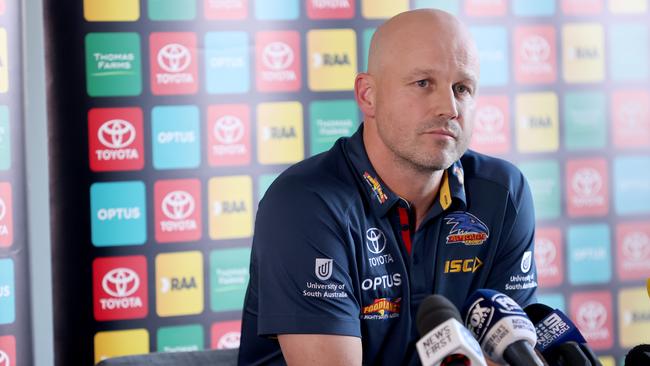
[43,0,650,365]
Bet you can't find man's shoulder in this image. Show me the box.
[460,149,528,194]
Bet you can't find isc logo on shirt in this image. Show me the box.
[88,108,144,172]
[470,95,510,155]
[256,31,301,92]
[257,102,304,164]
[94,329,149,364]
[566,159,609,217]
[307,29,357,91]
[150,32,198,95]
[534,228,563,288]
[211,320,242,349]
[516,92,559,153]
[0,183,12,248]
[514,26,556,84]
[618,287,650,347]
[562,24,604,83]
[209,176,252,240]
[156,251,204,316]
[570,291,613,350]
[93,256,148,321]
[154,179,202,243]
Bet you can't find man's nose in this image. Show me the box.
[433,86,459,120]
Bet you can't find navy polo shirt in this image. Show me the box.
[239,125,537,365]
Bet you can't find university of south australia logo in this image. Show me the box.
[315,258,333,281]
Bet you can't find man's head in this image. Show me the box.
[356,9,480,172]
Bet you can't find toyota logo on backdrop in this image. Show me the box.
[577,301,607,332]
[476,105,504,133]
[98,119,136,149]
[262,42,294,70]
[102,268,140,298]
[217,332,241,349]
[0,198,6,221]
[0,350,9,366]
[158,43,192,73]
[521,35,550,63]
[365,228,386,254]
[572,168,602,197]
[623,232,650,260]
[213,115,245,144]
[162,190,195,220]
[535,238,556,267]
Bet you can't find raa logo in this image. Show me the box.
[444,212,490,245]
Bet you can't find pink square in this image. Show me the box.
[0,182,13,248]
[611,90,650,149]
[205,0,248,20]
[534,227,563,288]
[207,104,251,166]
[465,0,507,17]
[566,158,609,217]
[88,108,144,172]
[570,291,613,350]
[211,320,241,349]
[514,26,557,84]
[616,221,650,281]
[150,32,198,95]
[154,179,202,243]
[93,256,148,321]
[256,31,301,92]
[306,0,355,19]
[470,95,510,154]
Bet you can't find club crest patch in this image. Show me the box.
[444,211,490,246]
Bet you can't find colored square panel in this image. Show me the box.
[362,28,375,72]
[534,227,564,288]
[210,247,251,312]
[514,26,557,84]
[0,259,14,324]
[0,336,15,366]
[566,158,609,217]
[94,329,149,364]
[148,0,196,20]
[208,176,253,240]
[618,287,650,347]
[469,26,508,86]
[609,23,649,81]
[562,0,604,14]
[567,224,612,285]
[254,0,299,19]
[258,173,280,203]
[207,104,251,166]
[465,0,507,17]
[309,100,359,156]
[515,92,559,153]
[90,181,146,246]
[0,0,5,15]
[93,256,148,321]
[307,29,357,91]
[84,0,139,21]
[211,320,242,349]
[150,32,199,95]
[307,0,355,18]
[156,251,204,316]
[0,106,9,170]
[562,24,605,83]
[564,92,606,150]
[608,0,648,13]
[518,160,561,220]
[614,156,650,215]
[0,182,12,248]
[470,95,510,155]
[611,90,650,149]
[536,293,566,313]
[570,291,613,350]
[205,32,249,94]
[257,102,304,164]
[512,0,556,16]
[616,221,650,281]
[0,29,7,93]
[88,107,145,172]
[361,0,408,18]
[154,179,202,243]
[205,0,248,19]
[85,33,142,97]
[255,31,301,92]
[413,0,460,14]
[151,105,200,170]
[157,324,204,352]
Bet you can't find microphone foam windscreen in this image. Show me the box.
[625,344,650,366]
[416,294,462,337]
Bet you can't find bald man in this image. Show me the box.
[239,9,537,365]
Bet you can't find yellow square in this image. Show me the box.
[94,329,149,365]
[0,28,8,93]
[362,0,409,18]
[608,0,648,13]
[618,287,650,347]
[257,102,304,164]
[598,356,615,366]
[307,29,357,91]
[562,24,605,83]
[84,0,140,21]
[209,176,253,240]
[156,251,204,317]
[516,92,559,153]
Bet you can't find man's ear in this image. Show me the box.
[354,73,376,118]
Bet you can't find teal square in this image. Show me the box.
[362,28,375,72]
[309,100,359,156]
[85,32,142,97]
[210,247,251,312]
[512,0,556,16]
[413,0,460,14]
[148,0,196,20]
[0,106,9,171]
[567,224,611,285]
[470,26,508,86]
[0,259,15,324]
[563,92,606,150]
[258,174,280,203]
[609,23,649,81]
[614,156,650,215]
[255,0,299,20]
[152,105,200,170]
[205,32,250,94]
[157,324,204,352]
[90,181,146,246]
[518,160,561,220]
[535,293,565,313]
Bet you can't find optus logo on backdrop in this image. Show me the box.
[568,224,611,285]
[90,181,146,247]
[566,159,609,217]
[150,32,198,95]
[152,105,200,170]
[256,31,301,92]
[470,95,510,154]
[208,104,251,166]
[0,259,14,324]
[154,179,202,243]
[0,336,15,366]
[211,320,241,350]
[88,108,144,172]
[93,256,148,321]
[205,32,249,94]
[570,291,613,350]
[616,221,650,281]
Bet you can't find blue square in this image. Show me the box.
[413,0,460,15]
[0,259,15,324]
[152,105,200,169]
[512,0,556,16]
[470,26,508,86]
[254,0,299,20]
[609,23,649,81]
[614,156,650,215]
[535,293,565,313]
[205,32,250,94]
[0,106,10,171]
[567,224,611,285]
[90,181,147,246]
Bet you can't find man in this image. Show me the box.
[239,9,537,365]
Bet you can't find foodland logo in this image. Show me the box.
[214,115,244,145]
[158,43,191,73]
[162,191,195,220]
[98,119,136,149]
[576,301,608,339]
[100,267,143,311]
[216,331,241,349]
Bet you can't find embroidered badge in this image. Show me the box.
[444,211,490,246]
[363,172,388,204]
[361,298,401,320]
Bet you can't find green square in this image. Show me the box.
[210,247,251,312]
[0,106,9,171]
[148,0,196,20]
[309,100,359,156]
[157,324,204,352]
[258,173,280,203]
[362,28,375,72]
[518,160,561,220]
[85,33,142,97]
[564,92,606,150]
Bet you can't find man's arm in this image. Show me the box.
[278,334,362,366]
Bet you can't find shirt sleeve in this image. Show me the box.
[253,176,361,338]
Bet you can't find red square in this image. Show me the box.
[470,95,510,154]
[566,159,609,217]
[514,26,556,84]
[204,0,248,20]
[0,336,15,366]
[611,90,650,149]
[150,32,198,95]
[88,108,144,172]
[534,227,563,288]
[561,0,603,15]
[0,182,13,248]
[569,291,613,350]
[306,0,355,19]
[207,105,251,166]
[93,256,148,321]
[465,0,507,17]
[256,31,301,92]
[616,221,650,281]
[211,320,241,349]
[0,0,6,15]
[154,179,202,243]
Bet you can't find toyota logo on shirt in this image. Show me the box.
[366,228,386,254]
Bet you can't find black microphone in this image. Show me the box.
[624,344,650,366]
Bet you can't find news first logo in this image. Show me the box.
[618,287,650,347]
[208,104,251,166]
[616,222,650,281]
[88,108,144,172]
[211,320,241,350]
[562,23,604,83]
[150,33,198,95]
[566,159,608,217]
[93,256,147,321]
[256,31,300,92]
[154,179,202,243]
[156,251,204,317]
[444,211,489,246]
[94,329,149,364]
[0,336,15,366]
[570,291,613,350]
[307,29,357,91]
[470,96,510,154]
[257,102,304,164]
[0,182,13,248]
[362,297,401,320]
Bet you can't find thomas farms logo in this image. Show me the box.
[444,212,489,245]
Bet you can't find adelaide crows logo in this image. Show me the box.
[444,211,489,246]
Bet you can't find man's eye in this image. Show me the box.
[415,80,430,88]
[454,84,472,95]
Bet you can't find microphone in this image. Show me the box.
[461,289,544,366]
[416,294,487,366]
[625,344,650,366]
